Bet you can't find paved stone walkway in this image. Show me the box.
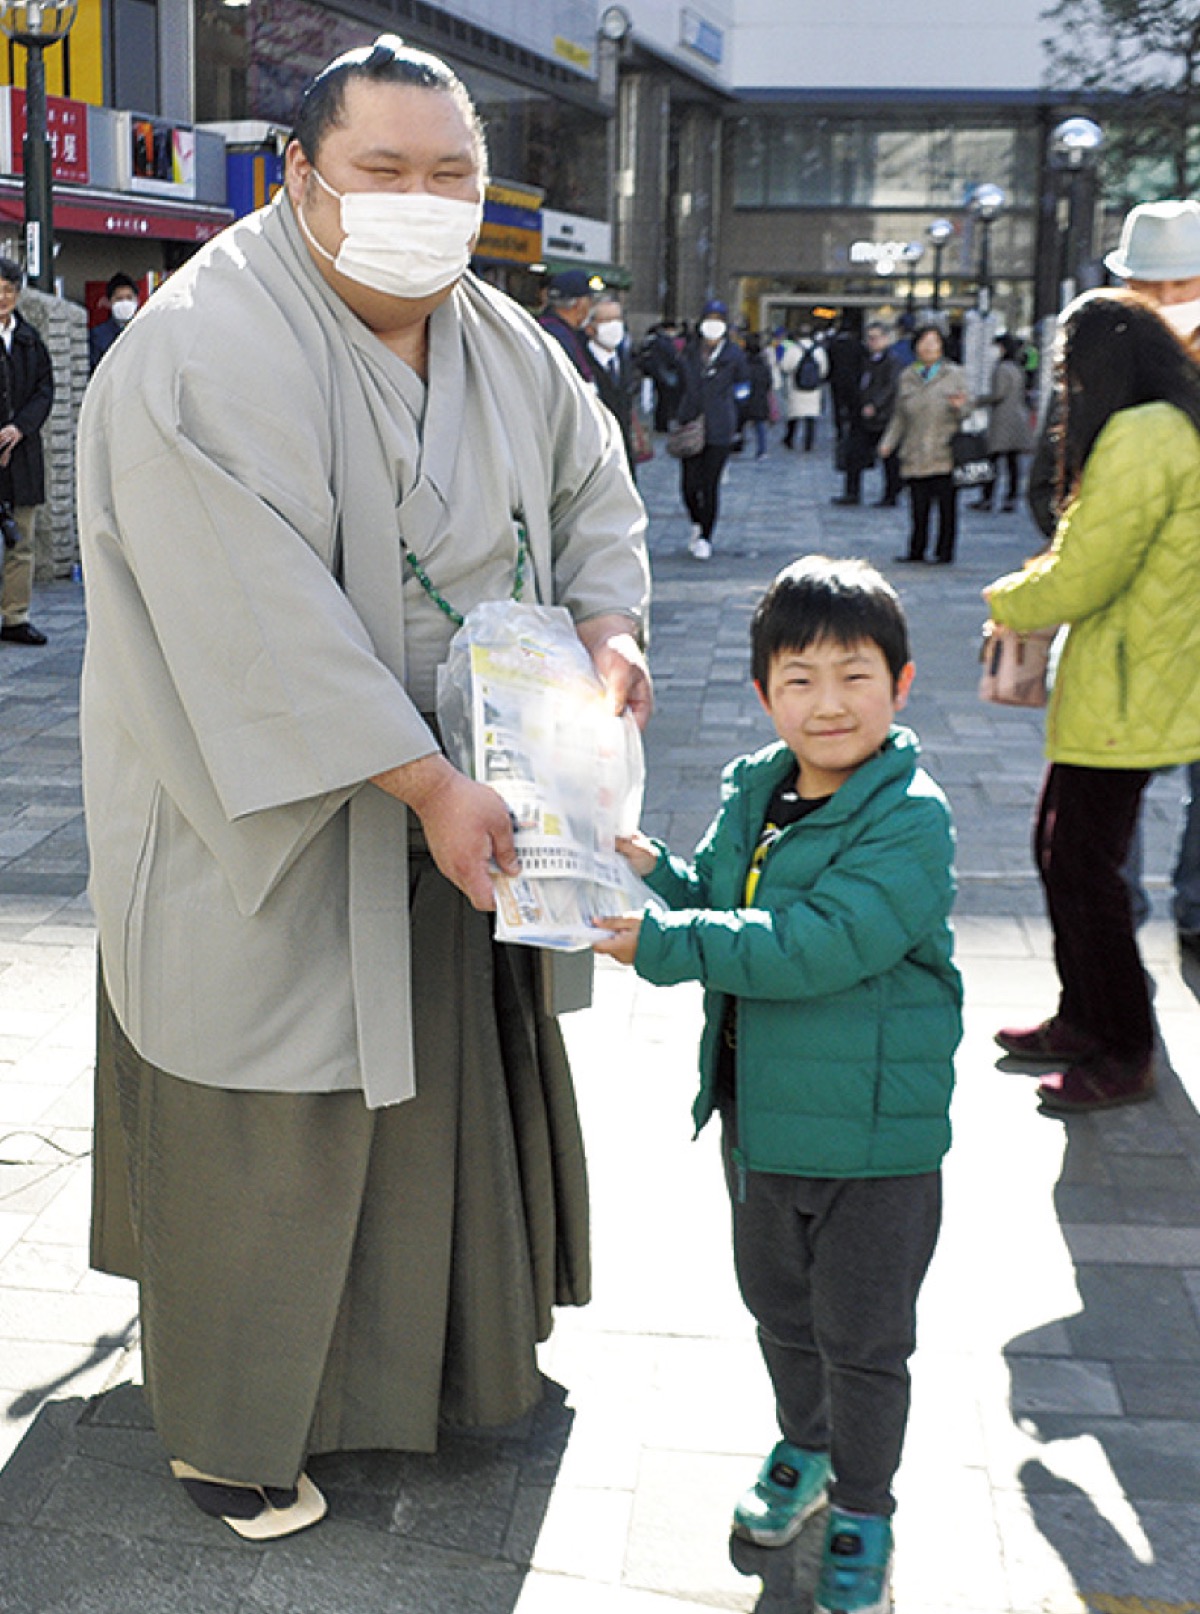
[1,422,1198,1611]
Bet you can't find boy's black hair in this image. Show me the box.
[751,555,910,689]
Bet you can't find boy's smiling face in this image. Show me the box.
[756,636,915,798]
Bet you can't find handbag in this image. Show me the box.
[666,414,705,459]
[952,430,992,488]
[978,621,1056,708]
[631,412,654,465]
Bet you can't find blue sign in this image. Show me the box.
[680,7,724,65]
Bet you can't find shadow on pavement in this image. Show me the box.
[728,1511,827,1612]
[0,1376,575,1612]
[1003,1051,1200,1611]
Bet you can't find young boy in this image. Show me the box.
[594,556,961,1614]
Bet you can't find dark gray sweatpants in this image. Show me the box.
[722,1125,942,1517]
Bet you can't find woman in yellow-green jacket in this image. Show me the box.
[985,290,1200,1115]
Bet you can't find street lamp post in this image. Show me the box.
[926,218,953,311]
[1050,116,1104,309]
[969,183,1005,316]
[903,241,924,314]
[0,0,79,292]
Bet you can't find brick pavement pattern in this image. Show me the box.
[1,420,1199,1612]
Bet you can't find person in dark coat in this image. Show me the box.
[676,299,751,560]
[536,269,596,384]
[0,258,54,646]
[89,272,141,372]
[640,320,684,431]
[833,321,902,506]
[740,333,774,459]
[825,317,865,448]
[585,293,640,477]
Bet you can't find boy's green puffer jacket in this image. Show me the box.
[634,726,962,1179]
[988,401,1200,768]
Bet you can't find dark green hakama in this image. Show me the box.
[91,842,590,1488]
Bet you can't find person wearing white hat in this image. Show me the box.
[1104,198,1200,349]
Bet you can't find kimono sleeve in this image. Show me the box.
[79,328,436,828]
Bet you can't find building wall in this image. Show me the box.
[619,0,735,91]
[729,0,1050,91]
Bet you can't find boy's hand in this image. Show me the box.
[615,831,658,877]
[592,913,643,965]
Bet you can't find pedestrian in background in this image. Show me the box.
[879,324,968,565]
[641,319,685,432]
[1031,200,1200,953]
[825,316,865,451]
[595,556,961,1614]
[969,332,1034,512]
[537,268,597,383]
[676,299,750,560]
[987,290,1200,1115]
[586,292,640,477]
[79,37,649,1542]
[741,333,774,461]
[89,272,141,372]
[832,320,901,507]
[0,257,53,648]
[778,324,827,451]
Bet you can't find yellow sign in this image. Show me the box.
[553,35,593,71]
[476,222,541,266]
[487,181,543,213]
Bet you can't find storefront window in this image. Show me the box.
[460,64,607,217]
[194,0,605,218]
[732,114,1037,211]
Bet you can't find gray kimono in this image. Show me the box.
[78,193,649,1109]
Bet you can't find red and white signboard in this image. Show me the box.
[7,88,89,185]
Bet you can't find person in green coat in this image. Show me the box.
[986,289,1200,1115]
[594,556,961,1614]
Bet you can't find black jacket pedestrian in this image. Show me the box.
[0,311,53,508]
[741,350,774,423]
[846,348,901,474]
[590,339,639,474]
[641,328,684,430]
[678,336,751,448]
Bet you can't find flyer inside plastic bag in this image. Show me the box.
[436,600,652,950]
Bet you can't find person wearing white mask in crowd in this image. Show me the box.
[88,272,141,372]
[676,298,751,559]
[586,293,639,476]
[78,36,650,1542]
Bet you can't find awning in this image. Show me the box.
[0,178,233,245]
[540,255,631,289]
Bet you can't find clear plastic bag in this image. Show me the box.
[436,600,653,950]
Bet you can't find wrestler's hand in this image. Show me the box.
[371,754,518,912]
[576,613,654,730]
[591,912,643,965]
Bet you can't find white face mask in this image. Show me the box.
[592,318,624,351]
[1157,296,1200,342]
[299,167,482,300]
[111,298,138,324]
[699,318,726,343]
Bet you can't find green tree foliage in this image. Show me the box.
[1042,0,1200,204]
